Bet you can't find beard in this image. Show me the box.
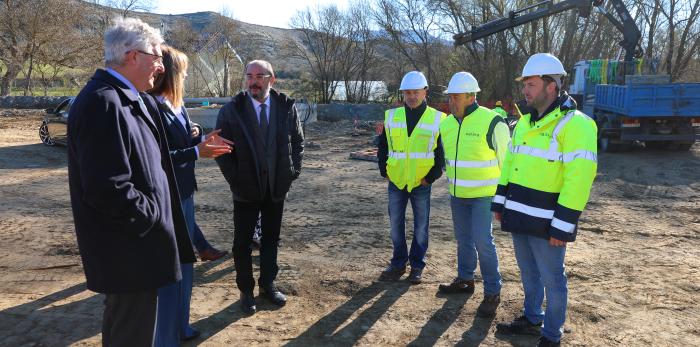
[526,87,551,110]
[249,85,269,100]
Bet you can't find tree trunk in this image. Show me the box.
[223,58,229,97]
[1,64,21,96]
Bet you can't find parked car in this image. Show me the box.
[39,97,205,146]
[39,97,73,146]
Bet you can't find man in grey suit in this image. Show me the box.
[215,60,304,315]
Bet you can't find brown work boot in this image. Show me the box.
[476,293,501,317]
[379,264,406,281]
[438,278,475,294]
[408,267,423,284]
[199,247,228,261]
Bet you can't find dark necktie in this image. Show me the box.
[259,103,268,136]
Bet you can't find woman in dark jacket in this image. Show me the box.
[149,45,232,344]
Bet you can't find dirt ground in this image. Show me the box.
[0,110,698,347]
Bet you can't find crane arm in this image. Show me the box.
[454,0,641,63]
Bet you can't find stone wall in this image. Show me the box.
[0,96,71,109]
[316,103,389,121]
[0,97,389,125]
[187,103,318,130]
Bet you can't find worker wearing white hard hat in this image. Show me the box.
[437,72,510,320]
[377,71,445,285]
[494,53,598,346]
[516,52,567,87]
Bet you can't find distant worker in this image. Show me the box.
[493,53,597,347]
[437,72,510,318]
[377,71,445,284]
[492,100,508,119]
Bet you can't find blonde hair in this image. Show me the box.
[150,45,188,109]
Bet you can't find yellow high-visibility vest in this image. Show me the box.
[492,106,507,119]
[440,106,502,198]
[385,106,444,192]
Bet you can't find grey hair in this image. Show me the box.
[104,17,164,67]
[245,60,275,77]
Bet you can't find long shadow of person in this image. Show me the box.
[0,143,67,170]
[406,291,473,346]
[0,282,103,346]
[284,280,411,347]
[193,256,234,286]
[493,329,540,346]
[456,314,496,346]
[184,300,246,346]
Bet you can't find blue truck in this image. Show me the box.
[589,81,700,151]
[569,64,700,151]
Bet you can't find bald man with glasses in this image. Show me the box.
[215,60,304,315]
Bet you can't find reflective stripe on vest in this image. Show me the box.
[552,217,576,233]
[447,159,498,168]
[388,151,435,159]
[448,177,500,188]
[505,200,554,219]
[509,111,597,164]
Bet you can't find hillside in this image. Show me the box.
[130,10,311,77]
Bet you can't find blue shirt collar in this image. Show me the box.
[106,68,139,96]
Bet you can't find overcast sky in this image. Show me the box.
[153,0,349,28]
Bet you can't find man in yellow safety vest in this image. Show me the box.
[377,71,445,284]
[492,100,508,119]
[493,53,598,347]
[437,72,511,318]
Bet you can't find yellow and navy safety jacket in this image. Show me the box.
[385,106,445,192]
[491,95,597,242]
[440,105,504,198]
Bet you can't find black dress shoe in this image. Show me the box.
[240,291,256,314]
[260,284,287,307]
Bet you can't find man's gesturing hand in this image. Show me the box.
[197,129,233,158]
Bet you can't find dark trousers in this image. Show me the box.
[102,289,157,347]
[233,194,284,293]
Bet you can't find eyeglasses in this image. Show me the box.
[245,74,272,81]
[134,50,163,64]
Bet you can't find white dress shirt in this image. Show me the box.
[249,95,271,125]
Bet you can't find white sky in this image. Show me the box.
[153,0,349,28]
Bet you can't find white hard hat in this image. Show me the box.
[399,71,428,90]
[444,72,481,94]
[516,53,567,81]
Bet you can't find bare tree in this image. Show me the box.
[0,0,90,96]
[185,10,242,97]
[373,0,451,97]
[340,1,381,102]
[287,5,350,103]
[90,0,155,17]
